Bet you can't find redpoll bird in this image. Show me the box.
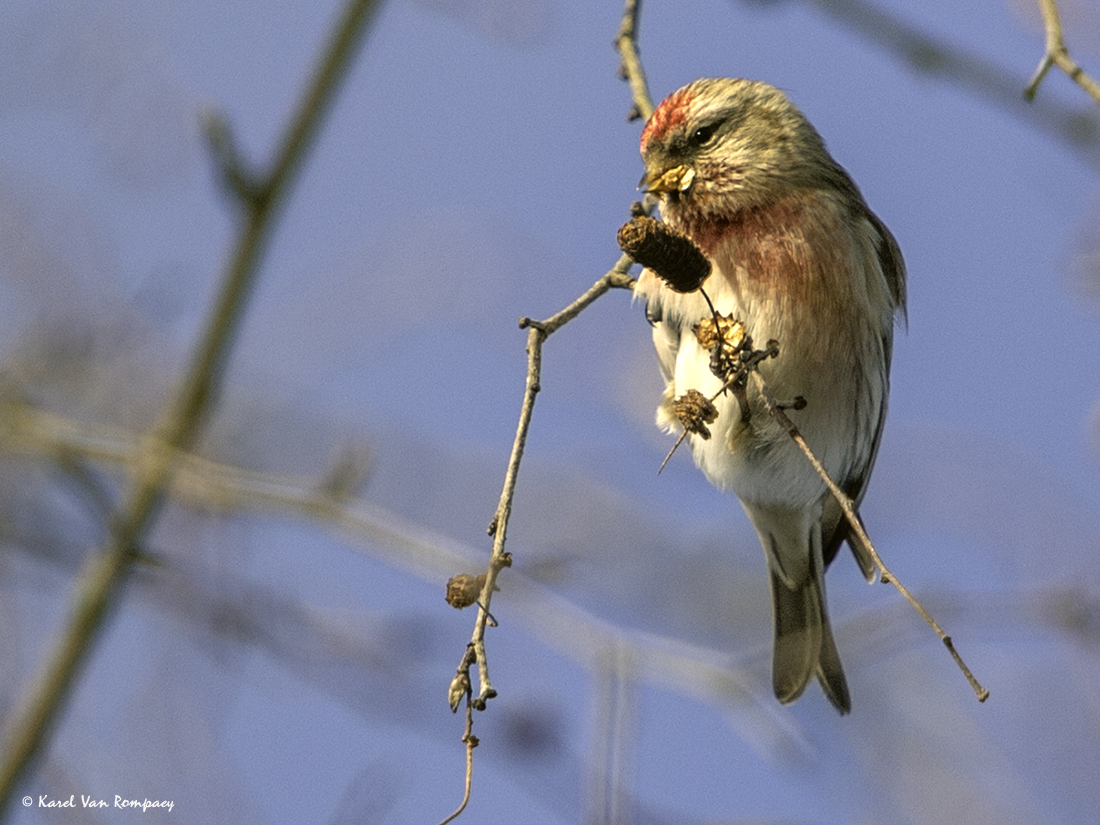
[634,78,906,713]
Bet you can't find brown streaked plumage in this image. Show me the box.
[635,78,906,713]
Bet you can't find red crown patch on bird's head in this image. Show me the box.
[640,86,696,152]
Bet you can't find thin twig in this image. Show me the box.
[439,648,478,825]
[778,0,1100,162]
[615,0,656,121]
[657,429,690,475]
[0,0,385,811]
[750,371,990,703]
[436,702,477,825]
[441,3,654,816]
[441,262,634,821]
[464,261,637,710]
[1024,0,1100,105]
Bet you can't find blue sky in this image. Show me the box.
[2,0,1099,823]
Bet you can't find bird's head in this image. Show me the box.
[639,78,835,221]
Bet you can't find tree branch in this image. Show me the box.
[750,371,990,704]
[437,263,636,821]
[615,0,656,122]
[0,0,386,811]
[439,3,655,818]
[4,397,1008,727]
[768,0,1100,162]
[458,262,637,712]
[1024,0,1100,105]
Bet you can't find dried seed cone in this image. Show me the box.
[672,388,720,439]
[617,216,711,292]
[446,573,487,609]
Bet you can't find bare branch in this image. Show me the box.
[750,371,990,704]
[1024,0,1100,105]
[439,104,640,805]
[0,399,854,740]
[772,0,1100,162]
[0,0,387,810]
[463,260,636,711]
[615,0,656,122]
[438,647,478,825]
[201,110,262,206]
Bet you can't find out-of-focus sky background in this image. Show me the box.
[2,0,1100,822]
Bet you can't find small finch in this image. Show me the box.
[635,78,906,713]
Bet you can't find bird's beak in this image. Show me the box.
[639,164,696,195]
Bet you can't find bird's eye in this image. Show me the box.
[690,122,720,146]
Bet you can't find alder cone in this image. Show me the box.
[617,215,711,292]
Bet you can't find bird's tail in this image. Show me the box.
[769,559,851,714]
[745,502,852,714]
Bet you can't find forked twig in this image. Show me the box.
[438,264,635,823]
[1024,0,1100,105]
[453,0,655,711]
[462,263,636,711]
[439,4,657,818]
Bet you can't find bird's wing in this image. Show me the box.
[822,208,906,577]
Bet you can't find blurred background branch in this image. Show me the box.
[0,398,796,743]
[1025,0,1100,104]
[746,0,1100,162]
[0,0,385,813]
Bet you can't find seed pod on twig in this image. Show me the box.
[617,216,711,292]
[672,389,720,439]
[446,573,488,609]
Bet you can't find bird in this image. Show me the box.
[633,78,906,713]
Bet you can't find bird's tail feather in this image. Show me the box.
[769,558,851,714]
